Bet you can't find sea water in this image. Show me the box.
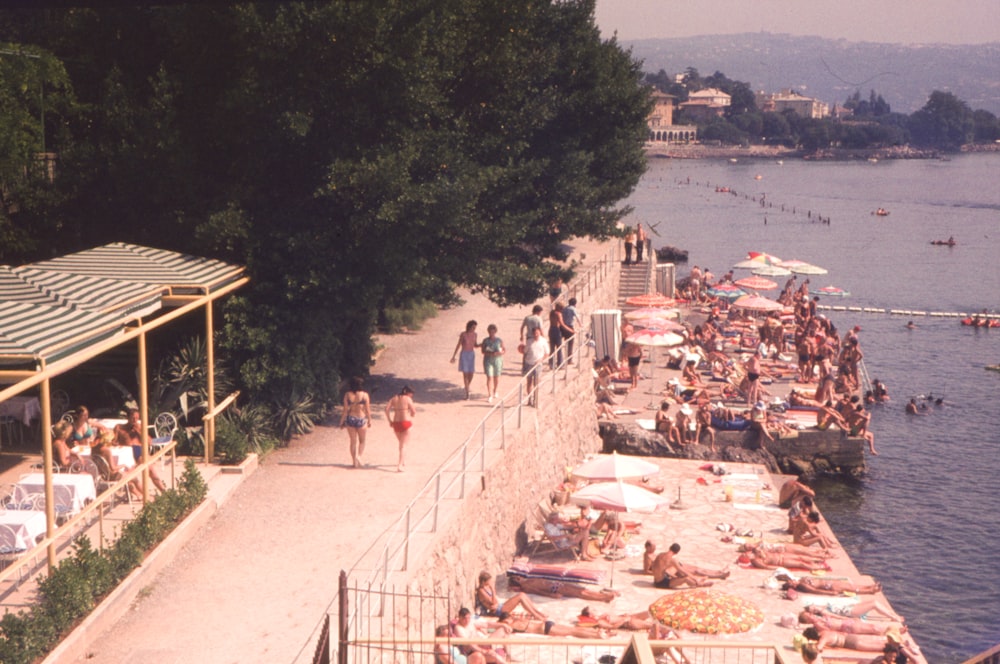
[625,153,1000,662]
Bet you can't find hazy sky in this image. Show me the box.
[595,0,1000,45]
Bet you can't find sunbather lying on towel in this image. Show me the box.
[778,573,882,595]
[507,574,620,602]
[493,611,612,639]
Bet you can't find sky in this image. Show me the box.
[594,0,1000,45]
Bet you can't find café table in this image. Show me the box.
[14,473,97,514]
[0,509,47,551]
[74,444,136,470]
[0,396,42,426]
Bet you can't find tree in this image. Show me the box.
[908,90,974,150]
[0,1,651,405]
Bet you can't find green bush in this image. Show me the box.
[380,298,438,333]
[271,391,319,442]
[214,415,249,465]
[0,460,208,663]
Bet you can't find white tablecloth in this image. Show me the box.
[75,445,136,469]
[0,510,47,550]
[15,473,97,513]
[0,396,41,426]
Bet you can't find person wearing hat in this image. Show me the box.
[675,403,696,445]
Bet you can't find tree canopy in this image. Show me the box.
[0,1,651,405]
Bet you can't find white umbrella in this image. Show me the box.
[572,452,661,481]
[625,328,685,398]
[571,480,669,512]
[750,264,792,277]
[732,294,784,312]
[624,307,680,321]
[779,259,828,275]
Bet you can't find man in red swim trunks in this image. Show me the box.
[385,386,416,472]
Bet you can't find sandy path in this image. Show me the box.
[73,238,609,664]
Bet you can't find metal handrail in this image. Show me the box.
[298,244,620,662]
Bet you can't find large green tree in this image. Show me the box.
[0,1,650,404]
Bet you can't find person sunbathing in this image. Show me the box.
[799,606,906,636]
[577,606,656,631]
[802,626,920,660]
[788,389,822,408]
[778,573,882,595]
[435,624,486,664]
[507,574,620,602]
[475,571,546,621]
[494,612,612,639]
[741,539,832,560]
[749,546,831,571]
[793,511,838,550]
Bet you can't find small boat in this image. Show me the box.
[986,365,1000,372]
[728,158,738,164]
[873,208,890,216]
[930,239,956,246]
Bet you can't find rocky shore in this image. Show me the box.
[645,142,953,161]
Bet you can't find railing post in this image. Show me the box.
[403,507,411,571]
[338,571,349,664]
[460,446,467,498]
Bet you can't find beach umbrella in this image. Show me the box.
[747,251,782,264]
[732,255,773,269]
[750,264,792,277]
[624,307,679,321]
[624,327,685,401]
[816,285,850,297]
[572,452,661,481]
[734,276,778,291]
[571,480,669,513]
[649,589,764,634]
[625,292,676,307]
[778,259,828,275]
[630,317,686,332]
[707,284,746,302]
[732,294,783,312]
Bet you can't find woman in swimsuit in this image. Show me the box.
[434,624,485,664]
[508,575,620,602]
[799,606,906,636]
[339,376,372,468]
[495,612,610,639]
[780,573,882,595]
[750,547,831,571]
[70,405,105,447]
[577,606,656,631]
[475,572,546,621]
[802,626,920,659]
[384,386,416,472]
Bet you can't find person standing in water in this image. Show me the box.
[385,386,416,472]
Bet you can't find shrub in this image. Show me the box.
[0,460,208,662]
[271,391,319,442]
[214,415,249,465]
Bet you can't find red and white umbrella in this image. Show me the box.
[624,307,680,321]
[630,317,686,332]
[732,294,783,312]
[625,292,676,307]
[625,328,684,347]
[734,276,778,291]
[750,264,792,277]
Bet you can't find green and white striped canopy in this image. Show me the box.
[0,243,244,367]
[0,301,124,364]
[27,242,244,295]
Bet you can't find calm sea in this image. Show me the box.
[627,153,1000,663]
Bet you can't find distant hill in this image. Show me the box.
[621,33,1000,116]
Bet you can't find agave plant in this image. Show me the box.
[150,336,235,421]
[222,404,279,456]
[272,391,320,442]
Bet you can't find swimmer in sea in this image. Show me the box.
[905,320,916,329]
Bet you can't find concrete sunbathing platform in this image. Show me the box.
[492,457,922,663]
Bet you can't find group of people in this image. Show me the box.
[339,377,416,472]
[51,405,168,500]
[622,223,647,265]
[517,298,579,406]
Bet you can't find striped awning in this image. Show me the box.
[27,242,245,295]
[0,301,124,365]
[2,266,165,318]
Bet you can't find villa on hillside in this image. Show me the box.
[646,90,697,143]
[678,87,730,122]
[757,89,830,118]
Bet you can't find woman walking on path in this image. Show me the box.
[385,386,416,472]
[481,324,505,402]
[339,376,372,468]
[451,320,479,399]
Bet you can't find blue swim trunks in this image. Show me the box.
[459,350,476,373]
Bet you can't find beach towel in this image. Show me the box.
[507,561,604,585]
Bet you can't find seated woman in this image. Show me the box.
[69,405,106,447]
[114,426,168,493]
[475,571,547,621]
[681,360,704,386]
[654,402,680,446]
[596,511,625,554]
[92,430,143,501]
[52,421,82,471]
[434,624,485,664]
